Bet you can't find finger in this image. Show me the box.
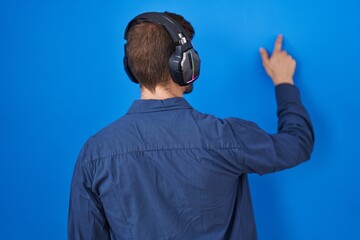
[259,47,269,64]
[273,34,283,52]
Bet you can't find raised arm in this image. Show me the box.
[227,35,314,175]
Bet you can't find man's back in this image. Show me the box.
[69,85,313,239]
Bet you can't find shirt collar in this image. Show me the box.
[127,97,193,114]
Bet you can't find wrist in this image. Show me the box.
[273,78,294,86]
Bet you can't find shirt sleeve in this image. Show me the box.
[227,84,314,175]
[68,144,111,240]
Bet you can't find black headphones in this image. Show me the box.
[124,12,200,86]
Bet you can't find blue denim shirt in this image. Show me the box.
[68,84,314,240]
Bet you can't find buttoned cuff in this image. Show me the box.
[275,83,301,105]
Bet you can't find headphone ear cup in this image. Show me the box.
[124,44,139,84]
[183,48,200,84]
[168,47,200,86]
[168,49,184,86]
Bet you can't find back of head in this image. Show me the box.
[124,12,195,92]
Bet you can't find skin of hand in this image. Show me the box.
[259,34,296,86]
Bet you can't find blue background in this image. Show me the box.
[1,0,359,239]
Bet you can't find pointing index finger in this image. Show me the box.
[274,34,283,52]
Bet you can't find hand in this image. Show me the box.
[259,34,296,86]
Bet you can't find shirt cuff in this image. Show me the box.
[275,83,301,105]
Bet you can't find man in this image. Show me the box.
[68,11,314,240]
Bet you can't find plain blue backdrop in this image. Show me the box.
[1,0,359,239]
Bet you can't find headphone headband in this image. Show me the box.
[125,12,189,44]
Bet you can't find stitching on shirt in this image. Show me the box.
[127,107,193,114]
[85,144,245,163]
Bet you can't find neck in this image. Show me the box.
[141,82,185,100]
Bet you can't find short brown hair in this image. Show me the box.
[125,12,195,92]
